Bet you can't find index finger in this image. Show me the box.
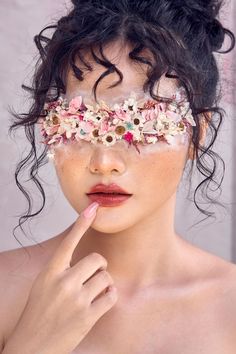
[46,202,99,273]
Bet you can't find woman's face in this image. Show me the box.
[52,41,192,234]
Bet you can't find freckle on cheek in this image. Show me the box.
[53,145,76,164]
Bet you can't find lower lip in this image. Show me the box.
[86,193,132,206]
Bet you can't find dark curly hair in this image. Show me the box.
[8,0,235,249]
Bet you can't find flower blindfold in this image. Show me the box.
[37,86,196,157]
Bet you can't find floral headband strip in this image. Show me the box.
[37,86,196,156]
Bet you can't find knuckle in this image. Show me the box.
[99,270,113,284]
[75,292,89,309]
[90,252,108,267]
[106,289,118,302]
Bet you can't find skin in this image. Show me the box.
[1,38,236,353]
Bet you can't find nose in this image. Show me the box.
[88,144,127,176]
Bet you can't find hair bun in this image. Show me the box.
[198,0,225,51]
[180,0,225,51]
[187,0,221,16]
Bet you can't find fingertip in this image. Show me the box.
[82,202,99,218]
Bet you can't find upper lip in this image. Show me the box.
[87,183,132,195]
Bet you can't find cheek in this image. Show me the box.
[136,145,188,203]
[53,146,88,204]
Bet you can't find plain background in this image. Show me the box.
[0,0,235,262]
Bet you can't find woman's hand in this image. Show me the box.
[3,202,118,354]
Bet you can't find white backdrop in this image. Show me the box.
[0,0,235,262]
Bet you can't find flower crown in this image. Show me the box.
[38,86,196,157]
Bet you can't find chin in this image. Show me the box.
[88,208,137,234]
[90,223,128,234]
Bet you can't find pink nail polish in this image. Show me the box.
[83,202,99,218]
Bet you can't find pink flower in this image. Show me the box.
[123,131,134,143]
[141,108,157,121]
[79,121,94,133]
[68,96,83,114]
[47,126,59,135]
[60,109,70,117]
[114,109,130,121]
[100,119,110,134]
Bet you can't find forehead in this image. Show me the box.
[65,39,179,104]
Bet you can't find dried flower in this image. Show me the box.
[38,87,196,154]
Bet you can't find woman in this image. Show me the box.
[1,0,236,353]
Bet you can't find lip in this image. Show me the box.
[86,183,132,207]
[87,183,132,195]
[87,193,132,207]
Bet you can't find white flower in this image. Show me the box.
[142,120,156,133]
[83,109,97,122]
[101,132,117,146]
[113,117,120,124]
[57,119,77,137]
[165,135,177,145]
[123,94,138,113]
[133,112,146,128]
[145,136,158,144]
[131,128,142,142]
[66,130,73,139]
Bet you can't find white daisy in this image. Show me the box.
[101,132,117,146]
[123,94,138,113]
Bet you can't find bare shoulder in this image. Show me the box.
[0,235,62,347]
[215,258,236,343]
[216,256,236,301]
[0,241,50,278]
[190,249,236,351]
[192,241,236,295]
[218,258,236,303]
[192,243,236,340]
[0,232,64,277]
[0,239,52,309]
[0,245,35,350]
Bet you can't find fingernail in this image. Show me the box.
[83,202,99,218]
